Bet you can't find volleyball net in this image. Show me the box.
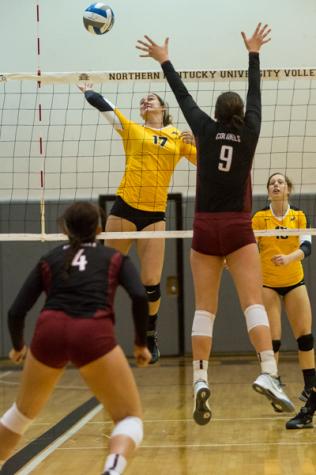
[0,66,316,241]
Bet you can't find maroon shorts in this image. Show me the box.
[30,310,117,369]
[192,212,256,256]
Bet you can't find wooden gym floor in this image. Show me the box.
[0,355,315,475]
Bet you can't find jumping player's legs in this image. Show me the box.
[105,215,135,254]
[190,249,224,425]
[226,243,294,413]
[0,351,64,461]
[137,220,165,314]
[226,244,272,351]
[79,345,143,475]
[284,285,316,399]
[137,220,166,364]
[262,287,282,363]
[190,249,223,359]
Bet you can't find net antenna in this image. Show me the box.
[0,66,316,241]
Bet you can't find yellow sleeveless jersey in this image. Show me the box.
[114,108,197,212]
[252,205,310,287]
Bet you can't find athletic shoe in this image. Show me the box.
[252,373,295,413]
[193,379,212,425]
[286,406,314,429]
[299,387,311,403]
[146,330,160,364]
[277,376,286,387]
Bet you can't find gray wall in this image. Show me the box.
[1,194,316,358]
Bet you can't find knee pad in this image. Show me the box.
[0,403,33,435]
[272,339,281,353]
[244,304,269,332]
[144,284,161,303]
[191,310,215,338]
[297,333,314,351]
[111,416,143,448]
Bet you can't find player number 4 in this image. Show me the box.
[72,249,88,271]
[218,145,233,172]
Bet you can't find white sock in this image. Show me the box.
[258,350,278,377]
[193,360,208,383]
[104,454,127,474]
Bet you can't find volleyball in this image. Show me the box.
[83,3,114,35]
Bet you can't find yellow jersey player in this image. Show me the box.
[78,84,196,363]
[253,173,315,404]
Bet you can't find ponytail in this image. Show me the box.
[58,201,100,279]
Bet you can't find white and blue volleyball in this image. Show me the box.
[83,3,114,35]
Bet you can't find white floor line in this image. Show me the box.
[87,415,290,423]
[46,440,316,451]
[141,441,316,448]
[0,371,12,380]
[16,403,102,475]
[53,385,87,390]
[0,380,87,390]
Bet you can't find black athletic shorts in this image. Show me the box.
[263,279,305,297]
[110,196,166,231]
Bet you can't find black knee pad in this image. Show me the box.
[297,333,314,351]
[272,339,281,353]
[144,284,161,303]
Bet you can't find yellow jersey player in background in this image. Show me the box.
[252,173,316,405]
[78,84,196,363]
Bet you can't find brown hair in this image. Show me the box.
[59,201,100,277]
[153,93,173,126]
[215,91,244,130]
[266,173,293,194]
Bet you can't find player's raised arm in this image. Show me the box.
[77,82,124,130]
[136,35,210,134]
[136,35,170,64]
[241,23,271,53]
[242,24,271,135]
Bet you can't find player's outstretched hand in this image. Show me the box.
[241,23,271,53]
[136,36,169,64]
[9,345,27,364]
[134,345,152,367]
[77,82,94,93]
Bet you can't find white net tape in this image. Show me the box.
[0,228,313,242]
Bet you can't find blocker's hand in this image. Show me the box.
[134,345,151,367]
[9,345,27,364]
[241,23,271,53]
[136,36,169,64]
[77,82,94,93]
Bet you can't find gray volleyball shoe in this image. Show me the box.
[252,373,295,413]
